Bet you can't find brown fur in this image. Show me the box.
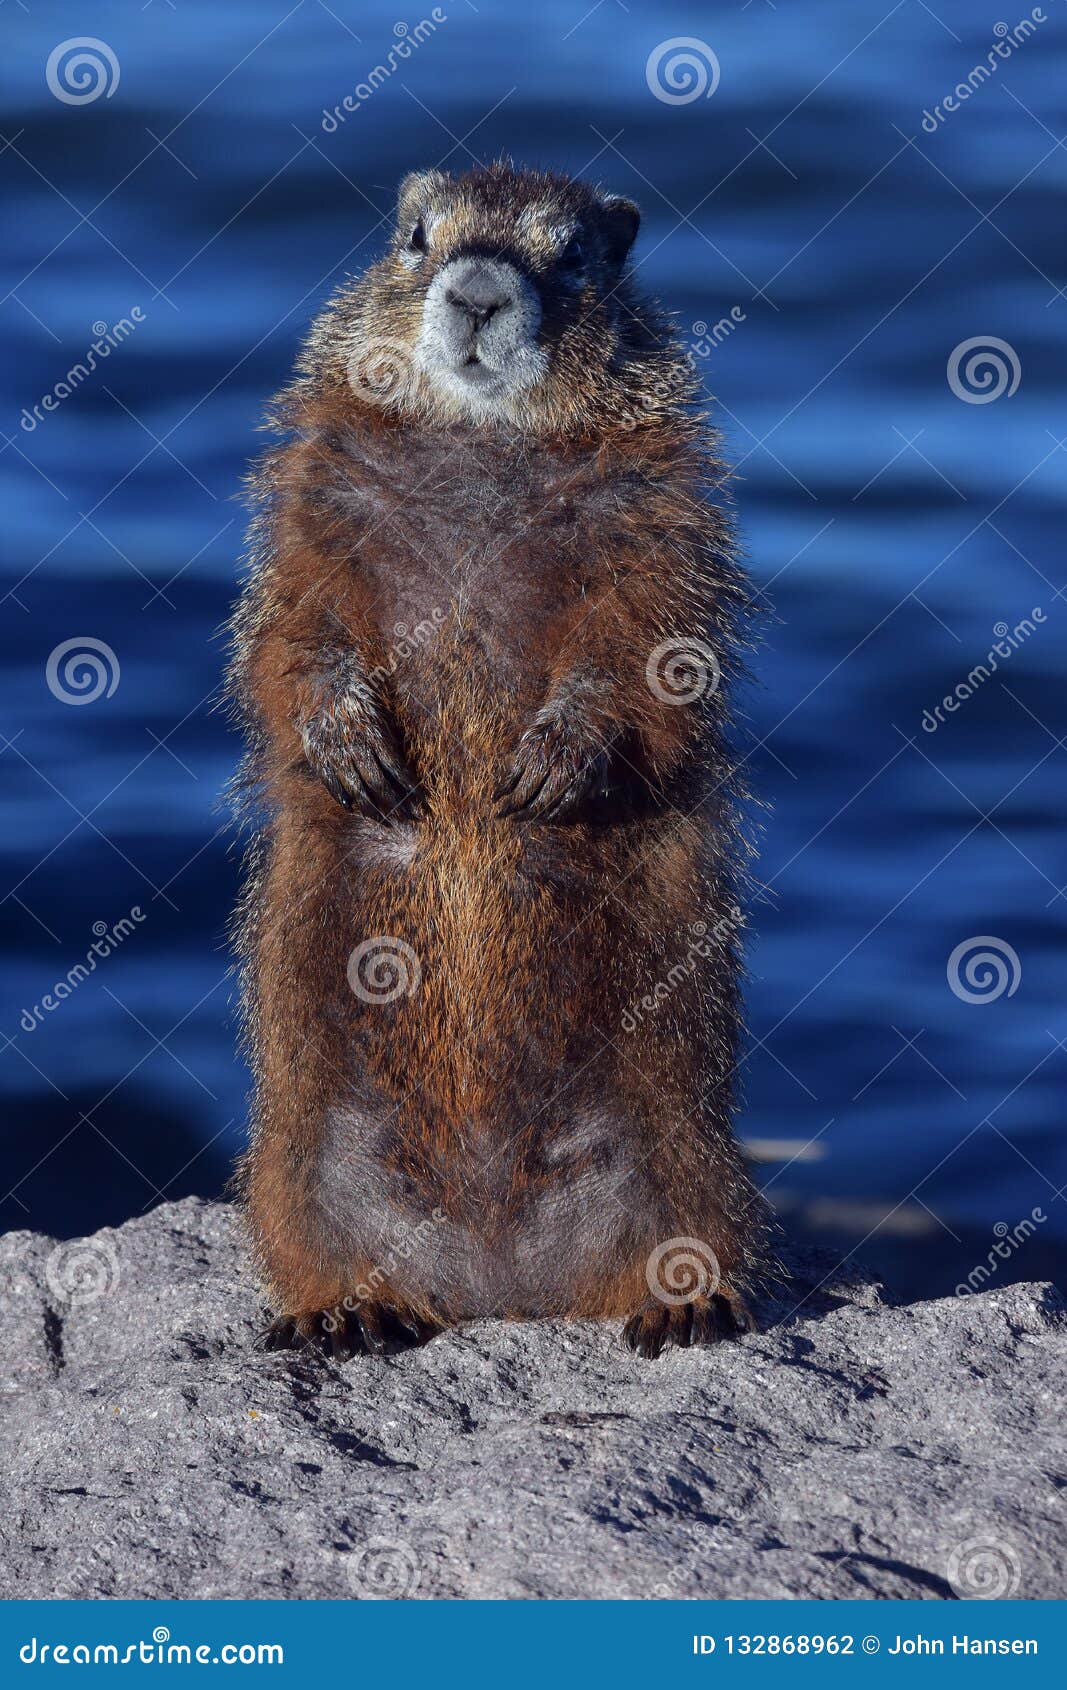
[229,163,767,1360]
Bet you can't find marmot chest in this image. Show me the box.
[334,431,638,655]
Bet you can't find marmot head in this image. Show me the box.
[301,163,695,437]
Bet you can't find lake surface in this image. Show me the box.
[3,0,1065,1295]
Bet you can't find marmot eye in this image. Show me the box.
[409,220,427,254]
[559,235,584,270]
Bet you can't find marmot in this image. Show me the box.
[230,162,766,1362]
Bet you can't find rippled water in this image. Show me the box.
[3,0,1065,1294]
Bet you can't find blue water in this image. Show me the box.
[3,0,1065,1289]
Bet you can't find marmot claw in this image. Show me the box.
[302,700,419,822]
[622,1288,756,1360]
[261,1301,442,1362]
[495,712,608,822]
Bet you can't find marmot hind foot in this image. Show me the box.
[261,1301,443,1362]
[622,1287,756,1361]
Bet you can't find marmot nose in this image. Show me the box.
[445,281,511,334]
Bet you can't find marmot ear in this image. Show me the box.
[397,169,450,224]
[600,195,641,265]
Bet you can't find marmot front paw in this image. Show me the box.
[261,1300,442,1361]
[622,1287,756,1360]
[302,692,419,821]
[495,710,610,822]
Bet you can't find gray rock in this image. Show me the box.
[0,1198,1062,1600]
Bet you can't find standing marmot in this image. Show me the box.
[230,162,766,1361]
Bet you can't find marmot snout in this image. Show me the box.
[230,161,767,1363]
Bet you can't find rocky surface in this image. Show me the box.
[0,1198,1063,1600]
